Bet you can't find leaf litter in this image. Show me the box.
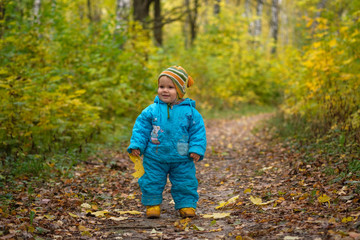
[0,113,359,239]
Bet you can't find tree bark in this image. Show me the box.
[153,0,162,46]
[184,0,198,48]
[190,0,198,45]
[116,0,130,31]
[244,0,254,36]
[87,0,92,22]
[33,0,41,25]
[0,0,6,38]
[214,0,220,15]
[133,0,153,27]
[270,0,279,54]
[254,0,263,37]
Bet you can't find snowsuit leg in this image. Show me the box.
[138,157,168,206]
[169,161,198,210]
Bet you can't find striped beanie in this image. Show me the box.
[158,66,194,99]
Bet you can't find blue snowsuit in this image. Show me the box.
[127,96,207,209]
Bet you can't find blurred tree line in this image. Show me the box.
[0,0,359,176]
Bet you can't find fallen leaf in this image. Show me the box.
[68,212,79,218]
[318,194,331,204]
[128,153,145,178]
[81,203,91,209]
[202,212,231,219]
[244,188,252,194]
[284,236,301,240]
[342,216,353,223]
[249,196,275,206]
[215,195,239,209]
[349,232,360,239]
[92,210,109,217]
[115,210,142,215]
[44,214,56,220]
[109,216,128,221]
[192,224,205,231]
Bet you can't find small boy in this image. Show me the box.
[127,66,207,218]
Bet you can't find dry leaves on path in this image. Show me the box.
[1,113,359,239]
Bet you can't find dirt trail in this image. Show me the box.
[2,113,359,239]
[102,113,284,239]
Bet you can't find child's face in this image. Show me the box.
[158,76,178,103]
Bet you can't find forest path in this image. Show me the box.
[2,113,358,239]
[98,113,277,240]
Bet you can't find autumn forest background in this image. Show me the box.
[1,0,360,238]
[1,0,360,221]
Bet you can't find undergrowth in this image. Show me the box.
[267,112,360,192]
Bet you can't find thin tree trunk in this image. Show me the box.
[133,0,152,27]
[87,0,92,22]
[244,0,254,36]
[184,0,198,48]
[0,0,6,38]
[190,0,198,45]
[153,0,162,46]
[116,0,130,31]
[183,0,189,48]
[270,0,279,54]
[33,0,41,25]
[254,0,263,37]
[214,0,220,15]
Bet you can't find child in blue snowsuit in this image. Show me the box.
[127,66,207,218]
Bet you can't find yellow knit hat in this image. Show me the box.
[158,66,194,99]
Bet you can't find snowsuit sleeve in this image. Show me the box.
[127,106,153,155]
[188,110,207,161]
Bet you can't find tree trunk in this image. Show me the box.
[153,0,162,46]
[116,0,130,31]
[184,0,198,48]
[33,0,41,25]
[214,0,220,15]
[0,0,6,38]
[133,0,153,27]
[190,0,198,45]
[270,0,279,54]
[254,0,263,37]
[244,0,254,36]
[87,0,92,22]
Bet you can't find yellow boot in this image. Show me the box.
[146,205,160,218]
[179,208,196,218]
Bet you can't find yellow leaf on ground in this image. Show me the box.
[249,196,275,206]
[81,203,91,209]
[115,210,142,215]
[128,153,145,178]
[318,194,331,204]
[215,195,239,209]
[244,188,252,194]
[202,212,231,219]
[68,212,79,218]
[78,225,88,231]
[342,217,353,223]
[109,216,128,221]
[92,210,109,217]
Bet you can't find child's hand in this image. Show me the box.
[190,153,200,162]
[131,149,140,156]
